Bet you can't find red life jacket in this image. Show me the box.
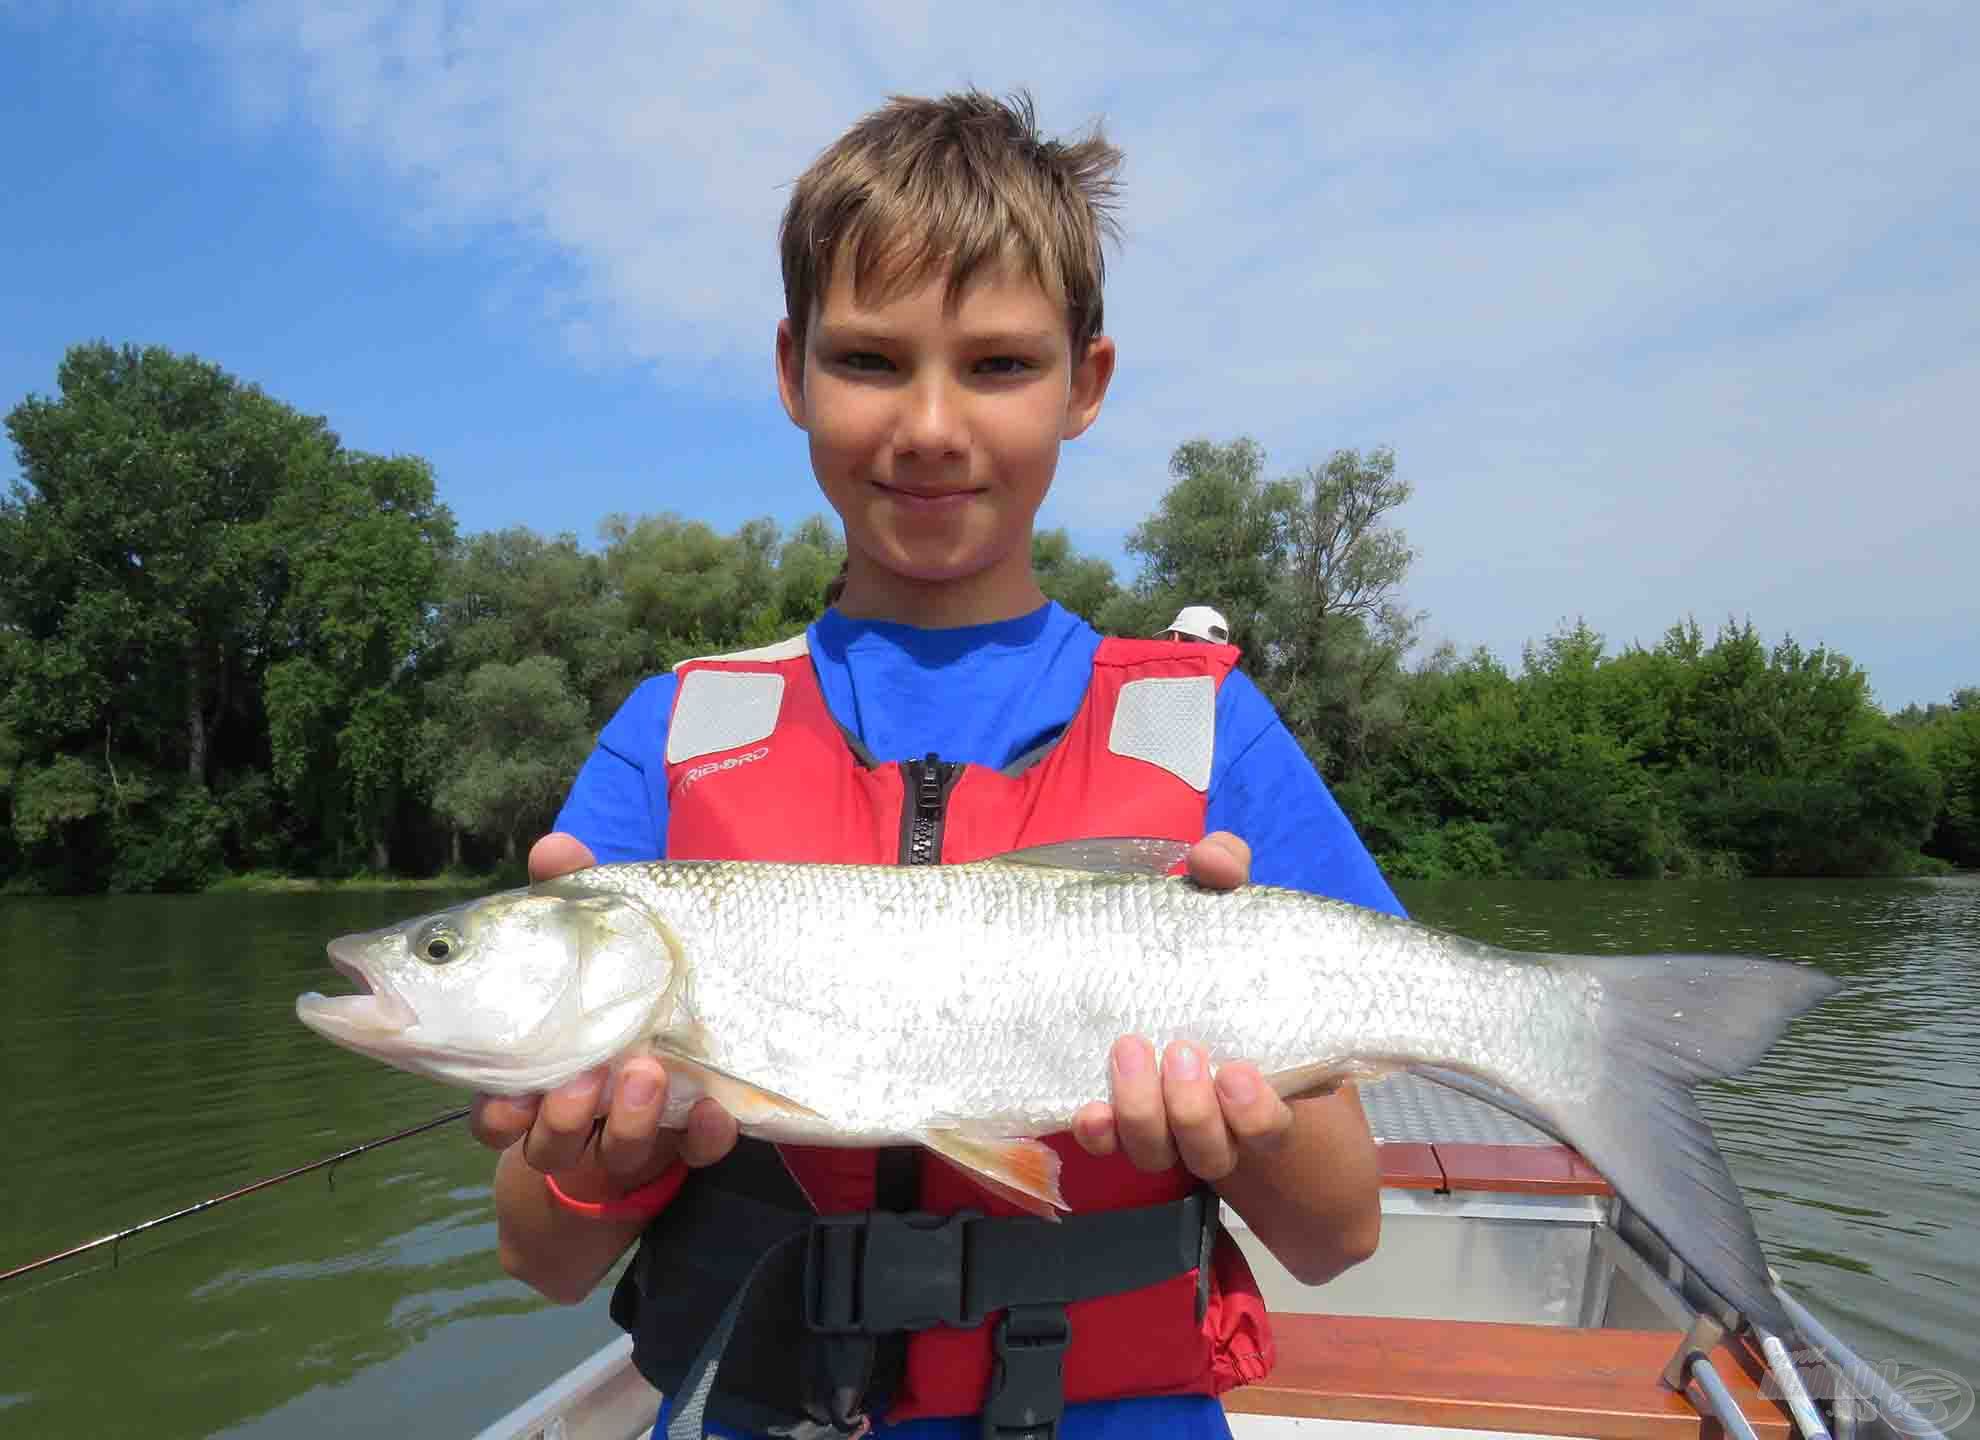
[662,632,1276,1423]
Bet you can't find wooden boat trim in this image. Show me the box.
[1378,1140,1614,1197]
[1432,1142,1613,1197]
[1376,1140,1447,1190]
[1223,1315,1791,1440]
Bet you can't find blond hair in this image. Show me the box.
[779,90,1122,363]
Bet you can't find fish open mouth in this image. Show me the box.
[295,938,418,1038]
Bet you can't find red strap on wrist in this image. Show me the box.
[544,1161,687,1222]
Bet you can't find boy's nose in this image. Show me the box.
[895,376,966,459]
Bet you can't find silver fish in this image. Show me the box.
[295,837,1836,1334]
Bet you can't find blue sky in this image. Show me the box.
[3,1,1974,709]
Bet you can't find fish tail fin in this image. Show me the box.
[1533,953,1837,1337]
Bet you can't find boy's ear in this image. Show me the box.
[775,319,807,430]
[1063,335,1116,441]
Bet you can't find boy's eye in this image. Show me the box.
[837,351,894,373]
[975,356,1033,377]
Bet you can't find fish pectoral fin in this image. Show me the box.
[981,837,1192,876]
[650,1044,826,1126]
[654,1020,715,1060]
[1261,1059,1399,1101]
[919,1132,1066,1219]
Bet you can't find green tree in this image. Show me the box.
[600,513,777,667]
[730,516,850,649]
[1,344,332,782]
[1348,645,1518,875]
[1594,625,1701,777]
[1263,448,1420,780]
[1032,529,1119,626]
[1278,448,1417,641]
[1107,438,1423,847]
[0,344,357,888]
[432,527,641,725]
[431,658,594,863]
[1898,688,1980,868]
[263,453,454,873]
[595,512,847,668]
[1116,438,1290,650]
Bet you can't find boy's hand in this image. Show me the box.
[469,833,739,1198]
[1069,831,1296,1180]
[469,1062,740,1195]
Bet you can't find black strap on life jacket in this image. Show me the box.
[615,1139,1220,1440]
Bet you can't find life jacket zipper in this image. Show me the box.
[899,752,961,866]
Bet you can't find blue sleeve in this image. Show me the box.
[1206,671,1405,917]
[553,673,677,863]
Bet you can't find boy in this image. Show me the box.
[472,90,1400,1439]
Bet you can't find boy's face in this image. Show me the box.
[776,261,1114,620]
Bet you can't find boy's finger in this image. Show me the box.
[597,1060,672,1187]
[1071,1101,1117,1157]
[1163,1041,1237,1181]
[1109,1036,1177,1173]
[1187,832,1251,891]
[678,1098,740,1169]
[522,1067,607,1175]
[528,832,597,883]
[469,1092,539,1152]
[1214,1062,1294,1155]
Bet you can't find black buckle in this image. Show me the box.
[804,1209,986,1335]
[982,1303,1070,1439]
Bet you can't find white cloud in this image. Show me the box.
[179,0,1977,704]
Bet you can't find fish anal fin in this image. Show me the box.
[920,1132,1066,1219]
[1262,1059,1398,1101]
[652,1044,826,1126]
[983,837,1190,876]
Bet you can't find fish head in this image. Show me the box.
[295,885,680,1094]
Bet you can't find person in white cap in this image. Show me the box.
[1159,604,1231,644]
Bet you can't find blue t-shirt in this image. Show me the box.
[555,602,1402,1440]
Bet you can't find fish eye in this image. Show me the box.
[416,924,463,965]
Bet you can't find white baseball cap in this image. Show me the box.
[1158,605,1231,643]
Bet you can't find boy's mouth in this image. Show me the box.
[875,480,983,507]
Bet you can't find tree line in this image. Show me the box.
[2,343,1973,893]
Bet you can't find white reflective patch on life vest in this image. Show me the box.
[1107,676,1216,792]
[666,671,786,765]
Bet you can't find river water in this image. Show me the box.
[1,877,1974,1436]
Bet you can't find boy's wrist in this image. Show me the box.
[539,1140,682,1206]
[544,1160,687,1222]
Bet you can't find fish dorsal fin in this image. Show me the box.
[981,837,1191,876]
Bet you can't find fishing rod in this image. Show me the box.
[0,1106,472,1287]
